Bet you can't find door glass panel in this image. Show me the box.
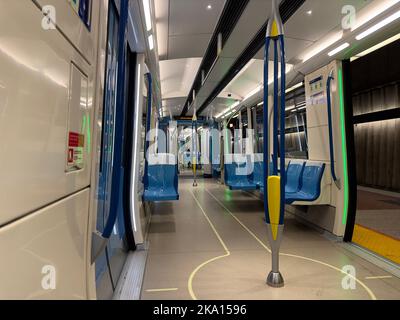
[96,3,128,297]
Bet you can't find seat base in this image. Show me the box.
[285,191,319,204]
[143,190,179,202]
[228,182,258,191]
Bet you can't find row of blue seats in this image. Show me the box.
[224,155,269,191]
[224,156,325,204]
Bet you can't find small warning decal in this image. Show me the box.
[67,131,85,171]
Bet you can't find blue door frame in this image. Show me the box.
[95,0,132,299]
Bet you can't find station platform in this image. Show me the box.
[140,178,400,300]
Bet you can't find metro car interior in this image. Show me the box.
[0,0,399,302]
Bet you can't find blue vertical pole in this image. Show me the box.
[279,35,286,225]
[272,40,279,176]
[263,37,271,224]
[264,0,286,289]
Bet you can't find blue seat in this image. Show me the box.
[259,162,299,194]
[252,161,264,187]
[224,154,257,191]
[285,163,325,204]
[254,161,275,190]
[285,161,305,193]
[143,155,179,202]
[212,155,221,176]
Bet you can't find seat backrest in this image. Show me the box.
[146,153,177,190]
[147,164,164,188]
[162,164,178,190]
[225,154,250,178]
[224,154,234,164]
[224,163,237,184]
[252,161,263,185]
[233,154,247,164]
[286,161,305,191]
[148,153,177,165]
[300,163,326,195]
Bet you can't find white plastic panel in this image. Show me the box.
[66,63,90,172]
[0,189,89,299]
[0,1,94,225]
[307,126,331,162]
[252,153,263,162]
[35,0,98,64]
[303,61,347,236]
[224,154,248,164]
[148,153,177,165]
[307,104,330,128]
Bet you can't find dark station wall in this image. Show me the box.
[351,40,400,191]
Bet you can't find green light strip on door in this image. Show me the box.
[86,115,91,154]
[338,69,349,225]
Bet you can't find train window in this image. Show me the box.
[255,106,264,153]
[280,84,308,159]
[79,0,92,30]
[255,83,308,159]
[69,0,92,30]
[281,109,308,159]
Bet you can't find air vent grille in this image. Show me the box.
[195,0,306,116]
[180,0,250,116]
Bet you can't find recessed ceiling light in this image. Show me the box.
[306,10,312,15]
[207,5,212,10]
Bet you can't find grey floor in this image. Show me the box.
[141,178,400,300]
[356,186,400,239]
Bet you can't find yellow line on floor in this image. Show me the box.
[353,224,400,265]
[206,188,271,253]
[188,190,231,300]
[204,188,377,300]
[365,276,393,280]
[145,288,179,293]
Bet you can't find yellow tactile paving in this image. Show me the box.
[353,224,400,264]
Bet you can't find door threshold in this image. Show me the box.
[340,242,400,279]
[113,247,148,300]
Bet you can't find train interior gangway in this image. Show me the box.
[0,0,399,301]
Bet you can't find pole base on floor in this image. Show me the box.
[266,271,284,288]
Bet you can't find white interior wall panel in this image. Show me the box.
[35,0,98,64]
[0,1,97,225]
[0,189,90,299]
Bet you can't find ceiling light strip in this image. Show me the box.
[356,10,400,40]
[328,43,350,57]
